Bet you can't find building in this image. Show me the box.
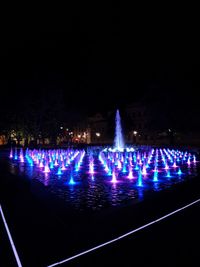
[125,102,154,143]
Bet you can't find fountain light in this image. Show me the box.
[137,171,143,187]
[153,171,158,182]
[69,175,75,185]
[9,149,13,158]
[114,109,124,151]
[128,167,134,179]
[177,168,182,175]
[57,167,62,175]
[111,169,117,183]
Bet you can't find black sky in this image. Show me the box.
[0,10,199,115]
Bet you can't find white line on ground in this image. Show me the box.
[47,198,200,267]
[0,204,23,267]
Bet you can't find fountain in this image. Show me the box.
[114,109,125,151]
[6,107,200,211]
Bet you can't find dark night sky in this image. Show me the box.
[0,9,199,116]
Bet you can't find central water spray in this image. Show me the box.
[114,109,125,151]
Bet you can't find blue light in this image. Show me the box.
[122,164,126,173]
[28,159,34,166]
[153,171,158,182]
[108,168,112,176]
[166,170,171,178]
[57,167,62,175]
[8,147,199,203]
[14,149,18,160]
[75,163,80,172]
[137,172,143,187]
[50,162,54,169]
[134,164,139,170]
[69,175,75,185]
[177,168,182,175]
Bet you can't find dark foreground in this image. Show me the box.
[0,150,200,267]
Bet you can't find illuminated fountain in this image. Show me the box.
[8,146,199,210]
[114,109,125,151]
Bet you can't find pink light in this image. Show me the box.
[128,168,134,179]
[9,149,13,158]
[20,156,24,163]
[89,162,94,174]
[111,171,117,183]
[164,164,169,170]
[105,165,109,173]
[54,159,59,166]
[39,161,44,168]
[117,160,122,169]
[44,164,50,173]
[142,165,147,175]
[173,161,177,168]
[61,162,66,171]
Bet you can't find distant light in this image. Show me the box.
[133,131,138,136]
[78,134,81,138]
[60,126,63,130]
[168,129,171,132]
[96,132,101,137]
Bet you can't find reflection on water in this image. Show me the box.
[44,173,49,186]
[7,153,199,212]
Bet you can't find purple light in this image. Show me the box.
[9,149,13,159]
[9,147,199,192]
